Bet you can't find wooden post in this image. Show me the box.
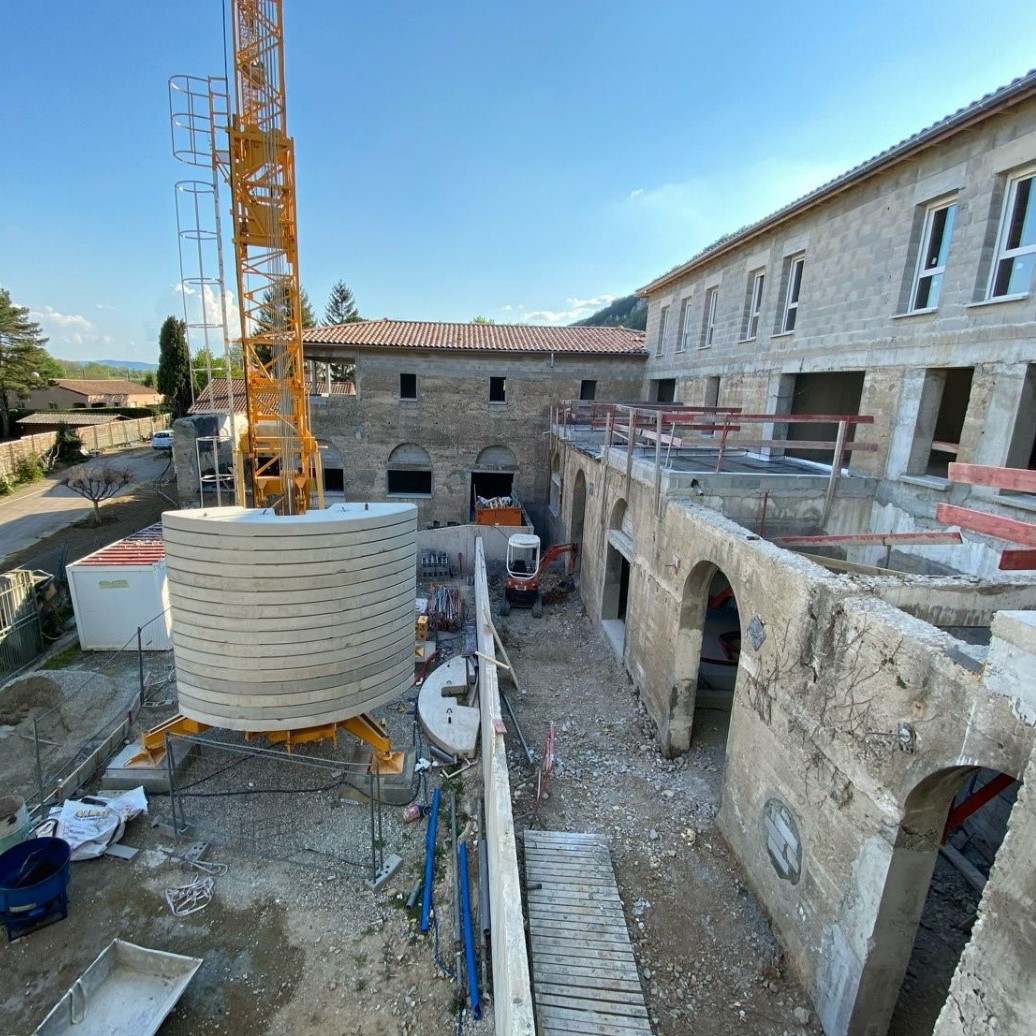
[654,410,663,515]
[822,419,849,526]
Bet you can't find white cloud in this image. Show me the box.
[176,282,242,353]
[522,294,617,325]
[94,303,116,311]
[623,156,848,252]
[29,305,99,351]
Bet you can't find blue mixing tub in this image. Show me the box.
[0,836,71,941]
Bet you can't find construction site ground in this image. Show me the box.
[1,573,829,1036]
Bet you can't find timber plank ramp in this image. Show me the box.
[524,830,652,1034]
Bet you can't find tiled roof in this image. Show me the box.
[17,411,124,426]
[190,377,354,415]
[303,319,647,355]
[639,68,1036,295]
[73,524,165,566]
[54,379,159,396]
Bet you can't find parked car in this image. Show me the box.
[151,430,173,451]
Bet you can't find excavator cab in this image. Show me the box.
[501,534,579,618]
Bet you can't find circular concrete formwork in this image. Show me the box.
[162,503,418,730]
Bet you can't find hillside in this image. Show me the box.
[572,293,647,331]
[57,359,157,381]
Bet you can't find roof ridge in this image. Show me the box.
[639,67,1036,295]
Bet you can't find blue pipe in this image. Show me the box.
[420,787,441,932]
[458,841,482,1019]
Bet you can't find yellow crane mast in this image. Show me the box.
[224,0,320,513]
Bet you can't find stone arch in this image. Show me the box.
[387,443,432,496]
[665,559,744,757]
[569,469,587,571]
[830,763,1023,1035]
[474,445,518,471]
[549,450,562,515]
[601,497,634,656]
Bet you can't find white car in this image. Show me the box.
[151,430,173,451]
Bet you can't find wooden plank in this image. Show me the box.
[775,531,962,547]
[794,551,912,578]
[530,955,642,980]
[528,920,633,942]
[537,991,649,1019]
[999,549,1036,570]
[537,1004,651,1035]
[536,974,645,995]
[526,832,611,848]
[528,889,626,907]
[937,503,1036,548]
[949,463,1036,493]
[527,932,639,958]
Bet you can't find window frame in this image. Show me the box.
[988,169,1036,299]
[910,200,957,311]
[399,372,417,400]
[781,255,805,333]
[677,297,692,352]
[489,376,507,403]
[655,305,669,356]
[700,287,718,349]
[743,270,765,341]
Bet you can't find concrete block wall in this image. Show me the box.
[642,96,1036,515]
[309,347,644,525]
[557,437,1036,1035]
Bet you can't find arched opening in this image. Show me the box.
[848,766,1021,1035]
[387,443,432,496]
[601,499,633,657]
[318,439,346,498]
[667,562,742,757]
[569,470,586,573]
[470,444,518,518]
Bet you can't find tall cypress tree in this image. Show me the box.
[157,315,192,417]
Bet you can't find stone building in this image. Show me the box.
[301,319,645,528]
[544,70,1036,1035]
[23,378,163,410]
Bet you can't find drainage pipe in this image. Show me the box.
[451,792,463,996]
[477,798,491,997]
[420,787,441,932]
[458,841,482,1019]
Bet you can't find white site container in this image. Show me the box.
[66,525,172,651]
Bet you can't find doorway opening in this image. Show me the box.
[848,766,1020,1035]
[668,564,741,757]
[570,470,586,572]
[601,499,632,657]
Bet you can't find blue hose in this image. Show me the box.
[458,841,482,1019]
[420,787,441,932]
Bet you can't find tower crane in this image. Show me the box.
[222,0,321,514]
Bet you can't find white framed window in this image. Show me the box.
[700,288,718,348]
[781,256,804,333]
[655,305,669,356]
[989,170,1036,298]
[677,297,692,352]
[910,201,956,310]
[743,270,765,340]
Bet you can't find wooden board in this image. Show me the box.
[948,462,1036,493]
[524,830,651,1034]
[936,503,1036,548]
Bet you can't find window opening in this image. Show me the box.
[399,372,417,400]
[656,305,669,356]
[989,171,1036,298]
[781,256,804,333]
[911,202,957,310]
[701,288,718,348]
[743,271,765,340]
[678,297,693,352]
[489,376,506,403]
[579,379,597,401]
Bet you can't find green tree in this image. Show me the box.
[59,461,133,525]
[254,284,315,335]
[324,280,360,324]
[157,316,192,417]
[0,287,60,439]
[471,315,495,325]
[141,371,156,388]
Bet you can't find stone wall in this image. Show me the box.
[309,348,644,526]
[556,437,1036,1035]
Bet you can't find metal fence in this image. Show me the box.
[163,732,388,880]
[9,608,171,813]
[0,569,45,676]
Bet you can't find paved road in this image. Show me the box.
[0,448,173,564]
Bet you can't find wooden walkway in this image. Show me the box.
[524,830,652,1034]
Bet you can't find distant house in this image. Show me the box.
[189,377,354,415]
[16,411,125,436]
[22,379,163,410]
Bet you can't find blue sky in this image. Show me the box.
[3,1,1035,363]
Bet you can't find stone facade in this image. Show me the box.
[306,344,644,529]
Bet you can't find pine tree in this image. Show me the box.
[0,287,60,439]
[157,316,192,417]
[255,284,315,334]
[324,280,360,324]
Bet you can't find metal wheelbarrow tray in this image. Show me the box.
[33,938,203,1036]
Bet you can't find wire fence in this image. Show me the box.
[162,732,387,880]
[4,607,172,814]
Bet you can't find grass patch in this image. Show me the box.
[40,644,81,670]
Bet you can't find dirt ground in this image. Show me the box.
[497,590,822,1036]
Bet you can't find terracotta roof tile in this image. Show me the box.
[190,378,354,415]
[73,523,165,566]
[54,379,159,396]
[17,411,125,426]
[302,319,647,355]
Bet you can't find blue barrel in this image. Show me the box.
[0,836,71,941]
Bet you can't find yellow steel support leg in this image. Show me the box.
[343,714,407,775]
[126,714,210,766]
